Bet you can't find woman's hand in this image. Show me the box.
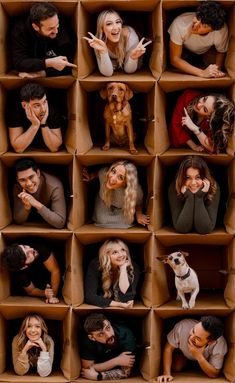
[181,185,187,194]
[34,337,47,352]
[22,339,40,353]
[83,32,108,54]
[201,64,225,78]
[82,168,91,182]
[182,108,200,134]
[130,38,152,60]
[136,212,150,226]
[201,178,210,193]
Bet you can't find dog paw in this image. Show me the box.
[102,144,110,151]
[182,303,189,309]
[176,295,181,301]
[188,301,195,309]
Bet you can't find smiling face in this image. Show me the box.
[188,322,211,348]
[26,317,42,342]
[191,17,213,35]
[22,94,48,121]
[102,12,123,43]
[88,320,116,345]
[184,167,203,194]
[106,164,126,189]
[109,243,128,268]
[17,167,41,194]
[193,95,215,117]
[32,14,59,39]
[19,245,39,265]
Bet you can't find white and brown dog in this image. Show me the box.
[99,82,137,154]
[157,251,199,309]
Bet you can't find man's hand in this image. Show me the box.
[201,64,225,78]
[25,104,40,127]
[40,102,49,125]
[18,191,42,210]
[18,70,46,79]
[116,351,135,367]
[156,374,174,383]
[45,284,59,304]
[46,56,77,71]
[188,337,206,360]
[81,366,99,380]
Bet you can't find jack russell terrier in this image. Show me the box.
[157,251,199,309]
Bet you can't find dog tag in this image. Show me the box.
[113,114,117,124]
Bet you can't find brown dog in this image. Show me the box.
[99,82,137,154]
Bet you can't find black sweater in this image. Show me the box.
[85,257,141,307]
[11,16,75,76]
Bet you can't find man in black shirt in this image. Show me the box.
[11,2,77,78]
[80,313,136,380]
[1,239,60,303]
[7,83,63,152]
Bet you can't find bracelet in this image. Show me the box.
[40,123,48,128]
[97,372,103,381]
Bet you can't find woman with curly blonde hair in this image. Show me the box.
[12,314,54,377]
[83,160,149,228]
[169,89,235,153]
[85,238,140,308]
[168,156,220,234]
[83,9,151,76]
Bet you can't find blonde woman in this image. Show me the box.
[83,160,150,228]
[12,314,54,377]
[85,239,140,308]
[83,9,151,76]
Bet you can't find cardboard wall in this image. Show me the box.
[0,1,234,382]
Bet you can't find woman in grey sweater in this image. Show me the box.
[168,156,220,234]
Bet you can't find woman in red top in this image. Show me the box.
[169,89,235,153]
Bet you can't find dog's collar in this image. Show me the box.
[176,268,191,280]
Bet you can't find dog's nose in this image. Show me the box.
[174,259,180,265]
[112,94,117,100]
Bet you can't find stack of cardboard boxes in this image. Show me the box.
[0,0,234,382]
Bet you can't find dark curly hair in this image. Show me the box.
[1,244,26,271]
[201,316,224,340]
[196,1,226,30]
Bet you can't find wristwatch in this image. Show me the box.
[40,123,48,128]
[97,372,102,381]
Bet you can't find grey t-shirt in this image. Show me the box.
[167,319,227,369]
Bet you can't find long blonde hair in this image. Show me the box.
[99,238,134,298]
[16,314,52,366]
[96,9,127,68]
[102,161,140,224]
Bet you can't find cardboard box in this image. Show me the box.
[78,0,162,79]
[152,310,235,383]
[77,78,156,155]
[152,234,235,310]
[152,152,235,233]
[0,77,78,155]
[0,305,74,382]
[75,153,154,231]
[0,231,75,306]
[0,1,78,77]
[72,308,155,381]
[0,153,75,230]
[73,231,151,307]
[155,80,235,155]
[161,0,235,79]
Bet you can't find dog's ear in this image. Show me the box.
[180,251,189,257]
[124,85,133,100]
[156,255,168,262]
[99,87,108,99]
